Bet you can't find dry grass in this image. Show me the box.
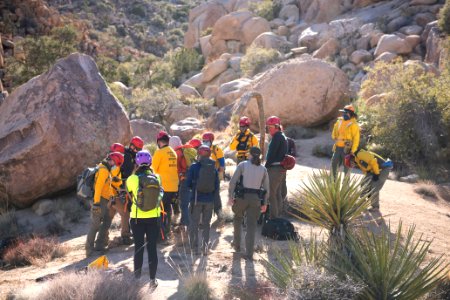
[414,180,439,199]
[3,236,68,267]
[225,281,276,300]
[183,273,213,300]
[36,269,144,300]
[0,210,20,239]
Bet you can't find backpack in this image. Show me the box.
[286,137,297,157]
[136,173,161,212]
[182,147,197,168]
[196,159,216,193]
[280,155,296,170]
[77,166,104,199]
[262,218,299,241]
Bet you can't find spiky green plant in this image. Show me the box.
[327,222,449,300]
[291,169,372,248]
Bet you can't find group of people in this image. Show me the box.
[84,106,392,289]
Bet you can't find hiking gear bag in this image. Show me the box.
[136,173,161,211]
[262,218,299,241]
[77,166,100,199]
[196,159,216,193]
[280,155,296,170]
[234,175,244,199]
[182,147,197,168]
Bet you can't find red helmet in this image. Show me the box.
[130,136,144,149]
[198,145,211,157]
[344,154,355,169]
[266,116,281,126]
[156,131,170,141]
[340,104,355,113]
[239,116,251,127]
[202,132,214,142]
[108,151,124,167]
[110,143,125,154]
[189,138,202,148]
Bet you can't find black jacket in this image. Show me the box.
[121,148,136,180]
[265,131,287,167]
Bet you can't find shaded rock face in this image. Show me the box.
[130,119,166,145]
[0,53,131,208]
[240,57,349,128]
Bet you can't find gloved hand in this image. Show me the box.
[112,176,121,183]
[91,204,101,216]
[372,174,379,181]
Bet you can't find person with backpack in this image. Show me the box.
[230,116,259,164]
[126,150,162,290]
[186,145,219,256]
[344,149,393,211]
[281,137,297,203]
[171,137,198,227]
[265,116,288,219]
[85,151,124,257]
[202,132,224,220]
[152,131,179,240]
[228,147,269,261]
[331,104,360,178]
[106,142,133,245]
[188,138,202,149]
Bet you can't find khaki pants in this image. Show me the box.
[86,197,112,250]
[268,166,286,219]
[331,146,349,178]
[232,193,260,258]
[109,196,131,238]
[362,168,390,209]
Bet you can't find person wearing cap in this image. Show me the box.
[152,131,179,240]
[331,104,360,178]
[86,151,124,257]
[229,116,259,164]
[228,147,269,261]
[344,149,393,211]
[265,116,288,219]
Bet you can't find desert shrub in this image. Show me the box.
[360,60,450,179]
[284,126,316,139]
[249,0,275,21]
[131,86,180,123]
[328,223,448,300]
[182,96,214,118]
[130,4,147,18]
[150,15,166,28]
[201,27,213,37]
[414,180,439,199]
[183,273,213,300]
[439,0,450,35]
[241,46,282,77]
[164,48,203,86]
[5,25,78,88]
[36,270,144,300]
[312,143,333,158]
[0,210,20,239]
[3,236,68,267]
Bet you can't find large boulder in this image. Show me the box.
[178,84,201,100]
[374,34,414,57]
[164,101,200,125]
[298,0,344,23]
[0,53,131,208]
[252,32,292,52]
[169,118,205,143]
[239,57,349,127]
[216,78,253,108]
[130,119,166,144]
[202,58,229,83]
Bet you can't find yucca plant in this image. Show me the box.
[327,222,449,300]
[291,169,372,249]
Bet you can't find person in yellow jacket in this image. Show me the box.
[345,149,393,211]
[85,152,124,257]
[127,150,162,290]
[230,116,259,164]
[331,104,360,178]
[152,131,179,239]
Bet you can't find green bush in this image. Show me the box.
[150,15,166,29]
[438,0,450,34]
[132,86,180,123]
[182,96,214,118]
[360,60,450,179]
[130,4,146,18]
[241,46,282,77]
[249,0,275,21]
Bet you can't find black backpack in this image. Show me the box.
[262,218,299,241]
[196,158,216,193]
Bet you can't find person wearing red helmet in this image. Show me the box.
[230,116,259,164]
[110,143,125,154]
[331,104,360,178]
[85,151,124,257]
[186,145,219,256]
[122,136,144,180]
[265,116,288,219]
[188,138,202,149]
[152,131,179,240]
[202,131,225,220]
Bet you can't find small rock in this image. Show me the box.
[32,199,54,216]
[375,52,399,63]
[291,47,308,55]
[218,265,228,273]
[399,25,423,36]
[349,49,372,65]
[415,12,436,27]
[399,174,419,183]
[169,118,204,143]
[278,25,290,37]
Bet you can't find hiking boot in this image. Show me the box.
[149,279,158,292]
[94,245,108,252]
[122,236,133,245]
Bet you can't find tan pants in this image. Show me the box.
[267,166,286,219]
[109,197,131,238]
[232,193,260,258]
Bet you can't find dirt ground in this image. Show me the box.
[2,130,450,299]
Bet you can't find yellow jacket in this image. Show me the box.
[210,144,224,170]
[355,149,381,175]
[152,145,179,192]
[332,117,360,153]
[93,162,122,204]
[127,169,162,219]
[229,129,259,159]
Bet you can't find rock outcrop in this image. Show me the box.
[130,119,166,145]
[0,53,131,208]
[169,118,205,143]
